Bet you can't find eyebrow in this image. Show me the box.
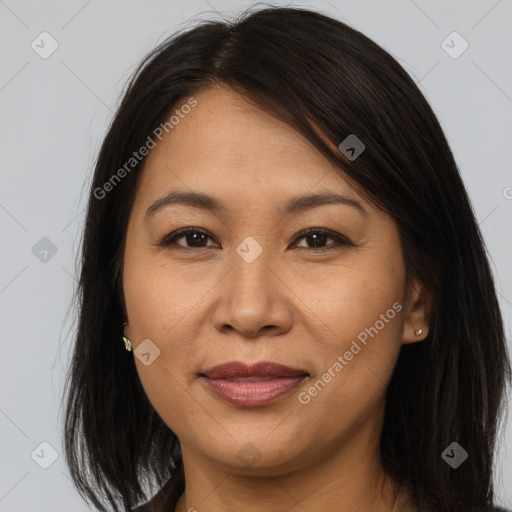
[144,190,366,221]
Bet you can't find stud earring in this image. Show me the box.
[415,329,423,336]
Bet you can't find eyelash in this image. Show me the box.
[156,227,352,252]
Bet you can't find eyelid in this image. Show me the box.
[157,227,218,248]
[291,227,353,249]
[156,227,353,250]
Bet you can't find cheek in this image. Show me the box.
[123,244,207,338]
[307,285,403,394]
[122,244,206,422]
[294,288,404,443]
[292,251,405,408]
[125,268,204,401]
[290,247,404,343]
[135,358,205,439]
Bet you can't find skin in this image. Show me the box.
[122,84,431,512]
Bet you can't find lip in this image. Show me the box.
[200,361,309,407]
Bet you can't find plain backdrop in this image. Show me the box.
[0,0,511,510]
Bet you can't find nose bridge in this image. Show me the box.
[230,235,274,303]
[214,235,291,336]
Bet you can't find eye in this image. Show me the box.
[157,227,218,249]
[157,226,352,251]
[291,228,352,251]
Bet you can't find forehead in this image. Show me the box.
[134,85,366,211]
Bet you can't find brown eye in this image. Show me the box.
[157,228,218,249]
[157,227,351,251]
[292,228,352,250]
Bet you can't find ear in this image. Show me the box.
[402,279,432,344]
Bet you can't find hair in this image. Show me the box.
[62,4,511,512]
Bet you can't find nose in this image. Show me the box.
[211,244,293,339]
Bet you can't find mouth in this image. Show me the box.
[199,361,309,407]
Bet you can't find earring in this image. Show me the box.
[122,322,132,351]
[415,329,423,336]
[123,336,133,351]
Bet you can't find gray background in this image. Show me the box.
[0,0,511,510]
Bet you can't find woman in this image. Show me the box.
[62,6,511,512]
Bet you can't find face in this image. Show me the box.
[122,85,428,475]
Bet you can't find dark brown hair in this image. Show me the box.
[62,5,511,511]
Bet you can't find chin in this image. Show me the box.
[189,433,309,476]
